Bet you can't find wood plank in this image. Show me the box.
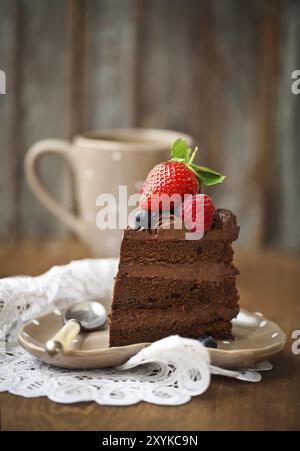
[0,0,19,238]
[136,0,199,133]
[69,0,86,134]
[0,238,91,278]
[194,0,270,247]
[255,0,281,246]
[17,0,72,236]
[265,0,300,252]
[84,0,138,128]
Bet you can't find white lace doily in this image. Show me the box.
[0,259,272,406]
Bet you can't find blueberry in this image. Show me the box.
[133,210,159,229]
[197,335,218,348]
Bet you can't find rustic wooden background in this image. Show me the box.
[0,0,299,253]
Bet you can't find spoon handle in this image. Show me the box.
[45,319,80,356]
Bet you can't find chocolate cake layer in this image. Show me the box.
[121,239,234,264]
[110,302,239,326]
[109,318,233,347]
[112,277,239,310]
[118,262,238,282]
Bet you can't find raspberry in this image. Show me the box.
[182,194,215,232]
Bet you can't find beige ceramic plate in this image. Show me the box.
[18,308,286,369]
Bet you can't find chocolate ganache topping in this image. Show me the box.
[127,208,239,242]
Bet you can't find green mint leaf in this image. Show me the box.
[170,138,226,186]
[170,139,191,162]
[190,164,226,186]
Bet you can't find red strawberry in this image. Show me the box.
[139,161,199,211]
[139,138,225,213]
[182,194,215,232]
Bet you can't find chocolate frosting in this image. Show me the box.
[125,208,239,242]
[119,262,239,282]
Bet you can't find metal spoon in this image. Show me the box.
[45,301,107,356]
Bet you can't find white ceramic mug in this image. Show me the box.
[25,128,193,256]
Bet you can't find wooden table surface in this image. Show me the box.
[0,240,299,431]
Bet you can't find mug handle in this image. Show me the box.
[25,139,82,234]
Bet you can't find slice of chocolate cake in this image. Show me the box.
[109,138,239,347]
[109,209,240,347]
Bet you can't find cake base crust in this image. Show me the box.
[109,318,233,347]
